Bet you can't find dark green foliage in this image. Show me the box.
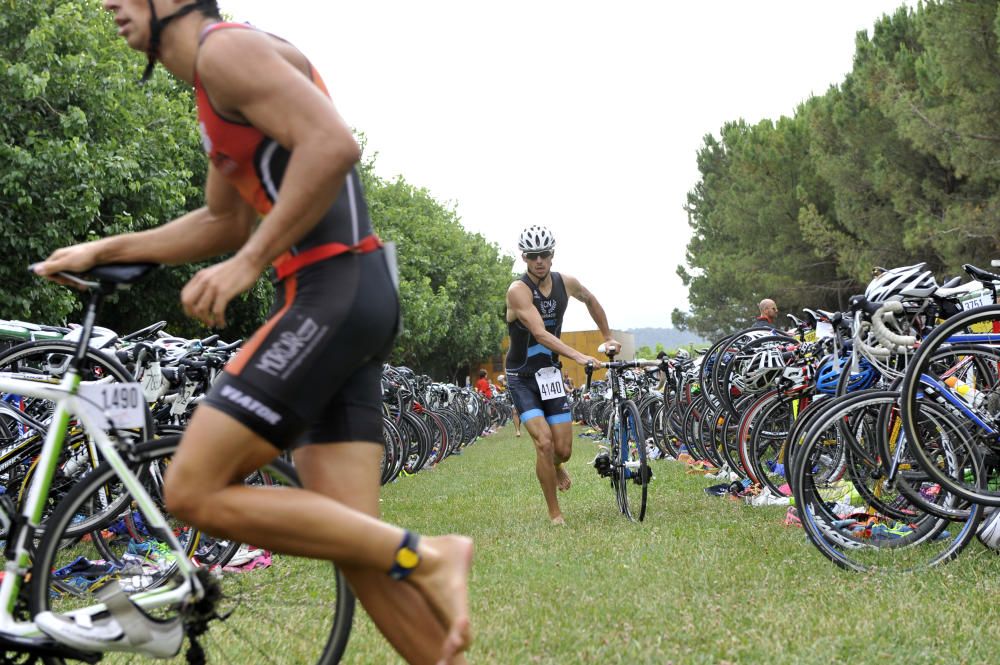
[0,0,218,333]
[359,152,514,375]
[679,1,1000,337]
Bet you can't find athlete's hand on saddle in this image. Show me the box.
[31,242,103,289]
[182,253,262,328]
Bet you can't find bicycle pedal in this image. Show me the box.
[592,451,613,477]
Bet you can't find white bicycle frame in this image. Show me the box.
[0,366,199,637]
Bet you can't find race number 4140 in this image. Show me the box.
[76,382,146,429]
[534,367,566,401]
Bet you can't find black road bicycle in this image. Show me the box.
[586,345,664,522]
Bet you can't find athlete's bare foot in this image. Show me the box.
[410,535,474,664]
[515,431,521,437]
[550,515,566,526]
[555,464,571,492]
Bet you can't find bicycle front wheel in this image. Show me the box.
[616,400,649,522]
[30,436,355,665]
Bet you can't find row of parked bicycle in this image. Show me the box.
[631,261,1000,571]
[0,315,503,525]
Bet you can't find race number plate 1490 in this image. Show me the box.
[77,382,146,429]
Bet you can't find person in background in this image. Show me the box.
[475,369,493,399]
[497,374,522,438]
[653,350,669,389]
[752,298,779,328]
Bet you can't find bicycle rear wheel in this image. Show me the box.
[615,401,649,522]
[30,436,355,665]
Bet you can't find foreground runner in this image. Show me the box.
[504,225,620,524]
[34,1,472,662]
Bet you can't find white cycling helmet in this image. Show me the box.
[864,263,937,302]
[978,507,1000,551]
[740,347,785,392]
[518,225,556,253]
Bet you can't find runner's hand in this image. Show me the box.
[603,338,622,355]
[181,253,261,328]
[576,354,602,367]
[31,242,104,288]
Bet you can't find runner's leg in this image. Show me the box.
[551,421,573,492]
[163,406,473,662]
[523,415,562,522]
[294,442,465,665]
[551,421,572,464]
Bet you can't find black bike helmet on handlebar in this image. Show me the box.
[141,0,222,82]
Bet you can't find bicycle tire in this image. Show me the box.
[30,436,355,665]
[616,400,648,522]
[898,310,1000,505]
[680,395,709,461]
[0,339,153,442]
[790,393,982,572]
[746,395,796,495]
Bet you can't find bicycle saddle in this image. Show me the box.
[88,263,158,285]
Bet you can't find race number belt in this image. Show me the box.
[272,234,383,281]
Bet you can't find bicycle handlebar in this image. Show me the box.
[869,302,917,352]
[854,322,892,358]
[585,358,667,392]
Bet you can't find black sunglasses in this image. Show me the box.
[524,251,553,260]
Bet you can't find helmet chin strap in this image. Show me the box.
[141,0,212,82]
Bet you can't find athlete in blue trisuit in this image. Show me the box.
[504,226,620,525]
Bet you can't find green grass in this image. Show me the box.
[345,424,1000,664]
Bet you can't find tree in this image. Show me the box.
[678,117,841,337]
[0,0,271,338]
[360,159,515,376]
[636,343,665,359]
[678,2,1000,337]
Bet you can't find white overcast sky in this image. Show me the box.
[219,1,912,332]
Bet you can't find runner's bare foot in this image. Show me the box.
[550,515,565,526]
[410,535,474,664]
[555,464,571,492]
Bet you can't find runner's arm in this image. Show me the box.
[561,274,620,352]
[196,30,361,273]
[33,164,256,274]
[88,165,255,265]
